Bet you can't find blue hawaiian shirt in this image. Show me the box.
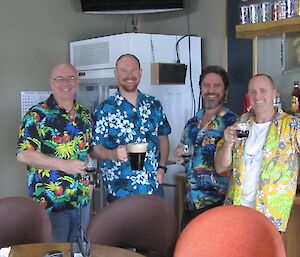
[93,90,171,201]
[181,107,237,210]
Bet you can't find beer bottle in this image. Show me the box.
[291,81,300,115]
[273,92,282,111]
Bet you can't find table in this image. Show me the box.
[9,243,145,257]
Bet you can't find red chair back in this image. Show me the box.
[174,205,286,257]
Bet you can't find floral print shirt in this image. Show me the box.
[93,90,171,202]
[220,110,300,232]
[181,107,237,210]
[17,94,93,212]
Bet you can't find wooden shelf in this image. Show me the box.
[236,16,300,39]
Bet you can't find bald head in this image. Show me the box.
[247,73,277,120]
[115,54,141,69]
[50,63,78,79]
[249,74,275,90]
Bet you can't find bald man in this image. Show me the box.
[17,63,93,242]
[215,74,300,233]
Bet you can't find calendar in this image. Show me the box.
[20,91,51,119]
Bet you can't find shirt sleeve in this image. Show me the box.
[16,110,42,153]
[156,100,171,136]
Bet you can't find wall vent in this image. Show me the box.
[73,41,110,67]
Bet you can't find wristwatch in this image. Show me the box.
[158,165,167,173]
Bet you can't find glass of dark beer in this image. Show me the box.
[127,142,148,171]
[235,122,249,139]
[181,144,193,161]
[84,156,97,174]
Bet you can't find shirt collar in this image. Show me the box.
[46,94,79,112]
[196,106,229,120]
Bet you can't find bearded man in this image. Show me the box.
[91,54,171,203]
[173,65,237,229]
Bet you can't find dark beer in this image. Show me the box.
[236,129,249,139]
[182,153,192,161]
[129,152,146,170]
[85,168,97,174]
[236,122,249,140]
[127,143,148,171]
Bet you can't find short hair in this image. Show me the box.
[116,54,141,69]
[251,73,275,88]
[199,65,229,90]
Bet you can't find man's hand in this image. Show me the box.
[223,126,237,147]
[113,145,128,162]
[173,144,185,164]
[60,159,85,174]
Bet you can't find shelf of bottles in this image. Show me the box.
[236,0,300,39]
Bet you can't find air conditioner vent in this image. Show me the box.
[73,41,110,67]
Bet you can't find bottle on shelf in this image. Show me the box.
[261,0,273,22]
[295,0,300,16]
[273,92,282,111]
[291,81,300,116]
[286,0,295,18]
[240,0,250,24]
[249,0,261,23]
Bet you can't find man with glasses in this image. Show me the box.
[16,63,93,242]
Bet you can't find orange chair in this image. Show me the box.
[87,195,178,257]
[0,196,53,248]
[174,205,286,257]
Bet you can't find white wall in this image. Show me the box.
[0,0,226,197]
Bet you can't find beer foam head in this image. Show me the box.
[127,142,148,153]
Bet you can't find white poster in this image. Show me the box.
[20,91,51,119]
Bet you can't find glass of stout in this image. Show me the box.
[181,144,193,161]
[127,142,148,171]
[84,156,98,174]
[235,122,250,140]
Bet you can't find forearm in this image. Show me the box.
[91,144,126,161]
[158,135,169,166]
[214,143,234,173]
[91,145,111,160]
[17,150,85,174]
[17,150,65,171]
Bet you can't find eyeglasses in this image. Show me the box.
[51,76,78,83]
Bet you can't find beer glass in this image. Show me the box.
[181,144,193,161]
[127,142,148,171]
[84,156,97,174]
[235,122,250,139]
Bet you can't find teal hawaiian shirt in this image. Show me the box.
[181,107,237,210]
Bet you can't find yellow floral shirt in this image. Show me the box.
[219,110,300,232]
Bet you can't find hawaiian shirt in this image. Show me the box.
[17,94,93,212]
[93,90,171,202]
[181,107,237,210]
[219,110,300,232]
